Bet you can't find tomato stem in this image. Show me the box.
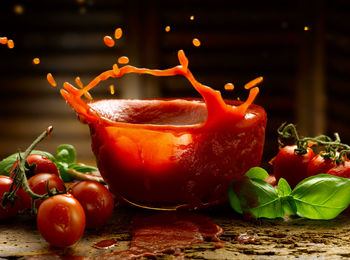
[278,123,350,164]
[2,126,66,213]
[67,169,106,184]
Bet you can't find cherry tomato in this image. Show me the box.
[327,161,350,178]
[28,173,66,208]
[71,181,114,229]
[306,154,336,177]
[37,194,85,247]
[273,145,315,188]
[10,154,59,177]
[0,175,30,219]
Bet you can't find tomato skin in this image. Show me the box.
[273,145,315,187]
[306,154,336,177]
[71,181,114,229]
[28,173,66,208]
[327,161,350,178]
[0,175,29,219]
[10,154,59,177]
[37,194,85,247]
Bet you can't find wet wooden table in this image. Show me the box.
[1,205,350,259]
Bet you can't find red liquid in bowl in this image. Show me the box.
[61,50,267,209]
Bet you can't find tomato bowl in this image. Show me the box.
[82,98,267,210]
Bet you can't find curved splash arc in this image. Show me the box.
[60,49,260,127]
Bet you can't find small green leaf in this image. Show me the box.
[56,144,76,164]
[56,162,71,182]
[277,178,292,197]
[228,177,285,219]
[69,163,98,173]
[291,174,350,220]
[245,167,269,180]
[0,150,55,176]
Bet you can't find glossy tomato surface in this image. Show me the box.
[37,194,85,247]
[327,161,350,178]
[0,175,29,219]
[71,181,114,229]
[273,145,315,187]
[306,154,336,177]
[11,154,59,177]
[28,173,66,208]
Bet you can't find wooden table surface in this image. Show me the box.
[1,205,350,259]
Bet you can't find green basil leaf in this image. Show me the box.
[277,178,292,197]
[281,196,297,215]
[291,174,350,220]
[245,167,269,180]
[228,178,285,219]
[56,144,76,164]
[0,150,56,176]
[69,163,98,173]
[56,161,71,182]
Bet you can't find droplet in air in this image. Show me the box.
[33,58,40,65]
[165,26,171,32]
[47,73,57,87]
[304,26,310,31]
[118,56,129,64]
[114,28,123,39]
[109,85,115,95]
[190,15,195,20]
[224,83,234,91]
[104,36,115,47]
[192,38,201,47]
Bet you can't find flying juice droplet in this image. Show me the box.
[165,26,171,32]
[118,56,129,64]
[192,38,201,47]
[47,73,57,87]
[224,83,234,91]
[33,58,40,65]
[104,36,115,47]
[114,28,123,39]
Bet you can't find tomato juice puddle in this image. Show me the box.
[94,212,223,259]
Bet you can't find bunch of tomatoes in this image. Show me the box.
[269,123,350,187]
[0,154,114,248]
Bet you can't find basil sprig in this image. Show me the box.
[229,167,350,220]
[0,144,98,182]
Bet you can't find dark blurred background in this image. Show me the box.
[0,0,349,169]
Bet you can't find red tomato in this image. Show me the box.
[28,173,66,208]
[37,194,85,247]
[10,154,59,177]
[306,154,336,177]
[327,161,350,178]
[273,145,315,188]
[0,175,30,219]
[71,181,114,229]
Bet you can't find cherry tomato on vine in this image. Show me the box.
[273,145,315,187]
[10,154,59,177]
[28,173,66,208]
[37,194,85,247]
[306,154,336,177]
[327,161,350,178]
[0,175,30,219]
[71,181,114,229]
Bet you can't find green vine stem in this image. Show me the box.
[278,123,350,163]
[2,126,65,214]
[67,169,105,184]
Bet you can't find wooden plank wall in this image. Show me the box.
[0,0,349,169]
